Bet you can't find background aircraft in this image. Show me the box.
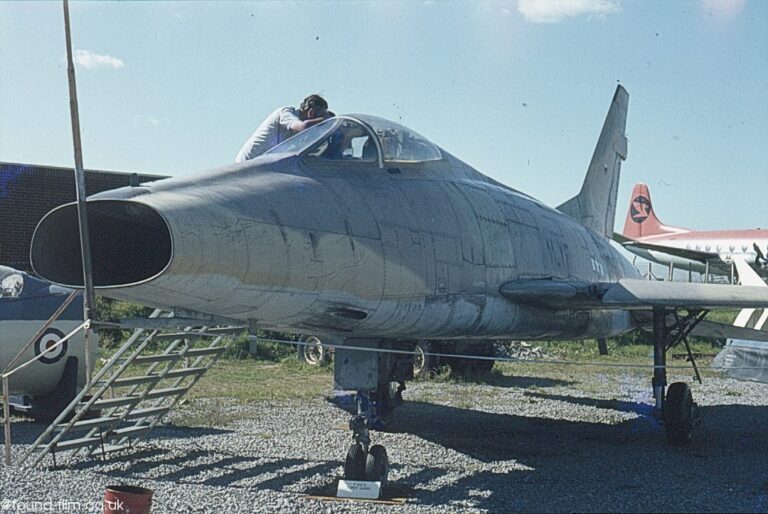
[616,183,768,278]
[29,86,768,486]
[0,265,94,421]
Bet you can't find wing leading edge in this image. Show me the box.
[500,278,768,311]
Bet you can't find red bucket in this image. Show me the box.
[104,485,153,514]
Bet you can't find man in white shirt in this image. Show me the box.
[235,94,331,162]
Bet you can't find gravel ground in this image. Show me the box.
[2,368,767,513]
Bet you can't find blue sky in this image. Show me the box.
[1,0,766,232]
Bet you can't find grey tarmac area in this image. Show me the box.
[2,369,768,513]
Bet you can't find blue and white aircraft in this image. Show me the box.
[0,265,94,421]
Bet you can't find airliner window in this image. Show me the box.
[0,270,23,298]
[305,119,377,162]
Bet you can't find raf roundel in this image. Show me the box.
[630,195,652,224]
[34,328,68,364]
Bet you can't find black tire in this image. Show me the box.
[365,444,389,488]
[664,382,694,446]
[344,444,367,480]
[297,335,328,366]
[413,341,438,378]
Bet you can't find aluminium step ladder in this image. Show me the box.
[18,309,245,468]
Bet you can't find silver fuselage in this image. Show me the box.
[33,150,639,341]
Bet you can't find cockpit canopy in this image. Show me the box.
[266,114,442,165]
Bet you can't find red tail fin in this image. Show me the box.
[622,183,678,238]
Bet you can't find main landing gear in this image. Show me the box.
[651,307,706,446]
[344,391,390,487]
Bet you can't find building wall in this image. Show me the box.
[0,162,166,272]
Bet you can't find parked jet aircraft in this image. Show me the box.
[30,86,768,486]
[0,265,94,421]
[712,256,768,383]
[616,183,768,277]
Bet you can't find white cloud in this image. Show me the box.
[518,0,619,23]
[701,0,745,20]
[74,50,125,70]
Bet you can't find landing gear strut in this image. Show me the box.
[651,307,705,446]
[344,391,389,487]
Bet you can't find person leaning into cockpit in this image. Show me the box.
[235,94,334,162]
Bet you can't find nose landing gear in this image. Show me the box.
[343,391,390,487]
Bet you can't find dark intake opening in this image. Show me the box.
[31,201,172,287]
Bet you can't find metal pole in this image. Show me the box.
[3,376,11,465]
[652,307,667,413]
[63,0,95,380]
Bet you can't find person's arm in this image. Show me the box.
[290,117,326,131]
[282,108,334,132]
[278,108,320,133]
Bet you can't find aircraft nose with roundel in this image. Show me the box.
[0,265,96,419]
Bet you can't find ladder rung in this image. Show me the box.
[124,406,171,421]
[153,331,221,341]
[55,416,120,432]
[52,436,101,452]
[132,353,182,364]
[111,367,207,387]
[131,348,223,364]
[90,396,140,409]
[185,348,225,357]
[110,425,151,438]
[144,386,189,399]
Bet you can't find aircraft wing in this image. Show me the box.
[612,233,718,264]
[690,319,768,343]
[499,278,768,311]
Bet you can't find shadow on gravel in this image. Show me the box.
[464,374,576,389]
[6,419,48,444]
[386,401,768,512]
[523,391,656,416]
[90,447,341,492]
[6,419,231,446]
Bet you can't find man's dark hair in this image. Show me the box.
[300,94,328,113]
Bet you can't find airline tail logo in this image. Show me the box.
[630,195,652,224]
[622,183,674,239]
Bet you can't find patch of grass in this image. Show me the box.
[539,339,718,363]
[186,358,333,403]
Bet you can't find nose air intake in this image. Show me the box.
[31,201,172,287]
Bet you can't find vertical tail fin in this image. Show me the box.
[557,85,629,238]
[621,182,686,238]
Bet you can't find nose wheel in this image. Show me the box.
[344,443,389,485]
[343,391,390,489]
[344,443,367,481]
[366,445,389,487]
